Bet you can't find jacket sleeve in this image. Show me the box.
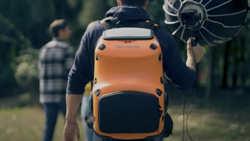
[67,23,104,94]
[157,29,196,90]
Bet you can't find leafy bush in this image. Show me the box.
[14,48,39,95]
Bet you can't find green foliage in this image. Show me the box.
[0,0,73,97]
[0,0,250,98]
[17,92,31,107]
[148,0,165,26]
[0,66,18,97]
[78,0,109,28]
[15,48,39,89]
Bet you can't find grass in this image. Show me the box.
[0,89,250,141]
[166,88,250,141]
[167,105,250,141]
[0,107,85,141]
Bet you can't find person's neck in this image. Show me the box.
[55,37,68,42]
[53,37,65,41]
[121,5,146,10]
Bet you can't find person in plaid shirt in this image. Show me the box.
[39,19,74,141]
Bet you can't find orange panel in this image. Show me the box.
[92,36,165,140]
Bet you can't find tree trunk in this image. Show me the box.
[240,36,247,90]
[221,41,231,88]
[205,46,216,99]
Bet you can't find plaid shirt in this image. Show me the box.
[39,38,74,103]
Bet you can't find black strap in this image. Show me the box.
[101,17,158,30]
[100,17,115,30]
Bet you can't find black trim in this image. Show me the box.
[150,44,157,50]
[98,44,106,50]
[160,77,164,84]
[95,89,101,97]
[98,91,162,134]
[94,78,97,84]
[156,89,162,96]
[158,54,162,62]
[93,129,165,141]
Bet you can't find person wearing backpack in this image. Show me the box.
[63,0,204,141]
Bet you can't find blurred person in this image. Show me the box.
[39,19,74,141]
[64,0,204,141]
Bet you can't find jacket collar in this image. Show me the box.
[105,6,151,22]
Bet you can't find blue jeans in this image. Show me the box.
[81,95,94,141]
[43,101,66,141]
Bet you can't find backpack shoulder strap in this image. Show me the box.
[100,17,159,30]
[100,17,116,30]
[140,20,159,30]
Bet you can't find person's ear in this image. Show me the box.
[117,0,121,6]
[58,29,65,39]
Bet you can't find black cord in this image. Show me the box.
[182,94,186,141]
[186,97,194,141]
[182,44,197,141]
[182,86,195,141]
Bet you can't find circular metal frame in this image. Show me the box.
[163,0,250,46]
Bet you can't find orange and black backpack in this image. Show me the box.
[90,18,165,140]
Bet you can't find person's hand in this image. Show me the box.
[63,120,80,141]
[187,38,204,63]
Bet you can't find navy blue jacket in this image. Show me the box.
[67,6,196,94]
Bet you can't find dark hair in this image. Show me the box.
[120,0,146,8]
[49,19,68,37]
